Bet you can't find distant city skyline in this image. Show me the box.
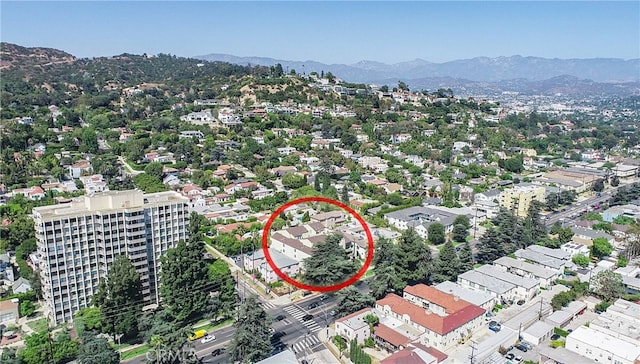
[1,1,639,64]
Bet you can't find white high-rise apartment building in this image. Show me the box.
[32,190,189,325]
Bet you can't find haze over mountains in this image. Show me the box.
[196,53,640,96]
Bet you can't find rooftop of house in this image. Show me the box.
[457,270,516,294]
[376,293,485,336]
[493,256,557,279]
[434,281,495,308]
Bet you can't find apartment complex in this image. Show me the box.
[497,183,545,217]
[32,190,189,325]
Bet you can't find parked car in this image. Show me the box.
[302,314,314,321]
[274,314,286,321]
[516,300,525,306]
[521,342,532,350]
[550,334,561,340]
[329,310,337,316]
[505,353,515,360]
[271,331,286,341]
[515,355,523,362]
[515,344,528,352]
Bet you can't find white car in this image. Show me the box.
[201,334,216,344]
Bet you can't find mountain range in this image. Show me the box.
[195,53,640,96]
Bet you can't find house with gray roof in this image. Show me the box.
[457,270,518,305]
[493,256,559,289]
[514,247,569,275]
[244,248,300,283]
[474,265,540,301]
[434,281,496,311]
[384,206,465,240]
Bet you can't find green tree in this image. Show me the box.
[301,211,311,222]
[92,255,143,339]
[160,239,210,324]
[611,175,620,187]
[228,296,273,363]
[74,307,103,337]
[20,300,36,317]
[572,254,590,268]
[0,348,20,364]
[342,185,350,204]
[452,224,468,242]
[476,227,505,263]
[591,237,613,259]
[79,127,99,154]
[454,215,471,229]
[458,241,474,272]
[76,332,119,364]
[144,161,164,180]
[207,259,238,320]
[590,270,625,301]
[393,229,432,284]
[281,173,306,189]
[551,291,576,310]
[369,263,404,299]
[303,234,358,286]
[427,222,446,245]
[19,331,51,364]
[558,227,575,244]
[335,286,375,316]
[593,179,605,192]
[433,241,461,283]
[138,309,195,364]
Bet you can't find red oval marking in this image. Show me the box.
[261,196,374,292]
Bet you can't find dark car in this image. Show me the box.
[211,348,224,357]
[271,331,286,340]
[550,334,561,341]
[505,353,515,360]
[319,295,330,301]
[307,302,319,310]
[274,314,286,321]
[515,344,528,352]
[302,314,314,321]
[516,300,525,306]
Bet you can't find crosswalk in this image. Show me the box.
[282,305,323,332]
[291,335,321,355]
[261,301,276,310]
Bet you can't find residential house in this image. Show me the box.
[244,248,299,283]
[376,284,485,351]
[79,174,109,194]
[493,256,559,289]
[68,160,93,179]
[434,281,496,311]
[311,211,346,228]
[570,226,614,247]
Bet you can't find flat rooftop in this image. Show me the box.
[458,270,515,295]
[475,265,539,289]
[494,256,557,279]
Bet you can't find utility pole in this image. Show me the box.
[469,341,476,364]
[539,298,544,320]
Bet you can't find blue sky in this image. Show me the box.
[2,1,639,64]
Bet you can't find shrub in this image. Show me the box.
[550,340,565,348]
[553,327,570,337]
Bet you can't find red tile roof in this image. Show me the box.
[376,293,484,335]
[374,323,410,348]
[380,347,434,364]
[411,342,448,363]
[403,284,472,314]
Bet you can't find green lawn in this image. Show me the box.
[111,343,132,351]
[26,318,48,332]
[120,345,151,360]
[193,317,234,332]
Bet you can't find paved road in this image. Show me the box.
[543,187,619,228]
[123,282,370,363]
